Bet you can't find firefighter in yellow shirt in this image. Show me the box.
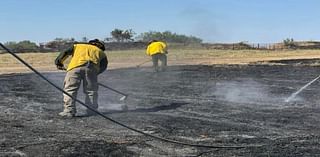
[55,39,108,117]
[146,40,168,72]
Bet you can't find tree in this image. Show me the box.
[4,40,39,53]
[111,29,123,42]
[122,29,135,42]
[82,37,88,42]
[283,38,296,49]
[45,38,75,51]
[136,31,202,43]
[110,28,135,42]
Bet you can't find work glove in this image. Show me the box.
[56,63,66,70]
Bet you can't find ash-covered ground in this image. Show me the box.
[1,64,320,157]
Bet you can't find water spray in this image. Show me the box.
[285,74,320,102]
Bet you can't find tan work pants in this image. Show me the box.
[151,53,167,72]
[62,65,98,114]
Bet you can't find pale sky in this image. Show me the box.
[1,0,320,43]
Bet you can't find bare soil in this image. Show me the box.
[1,59,320,156]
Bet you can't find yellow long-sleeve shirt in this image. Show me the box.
[55,43,107,73]
[146,41,167,56]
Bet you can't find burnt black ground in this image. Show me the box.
[1,63,320,156]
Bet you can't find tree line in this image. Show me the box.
[2,29,203,53]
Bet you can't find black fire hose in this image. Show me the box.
[0,43,253,149]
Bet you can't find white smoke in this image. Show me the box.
[212,79,279,104]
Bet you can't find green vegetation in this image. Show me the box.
[283,38,296,49]
[107,29,135,42]
[45,38,75,51]
[4,40,39,53]
[2,29,203,53]
[136,31,202,43]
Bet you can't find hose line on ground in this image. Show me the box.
[0,43,251,149]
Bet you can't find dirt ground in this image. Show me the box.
[1,59,320,156]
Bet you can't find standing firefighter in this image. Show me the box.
[55,39,108,117]
[146,40,168,72]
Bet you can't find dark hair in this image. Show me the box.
[89,39,105,51]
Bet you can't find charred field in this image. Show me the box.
[1,63,320,157]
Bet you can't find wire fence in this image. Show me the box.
[202,41,320,50]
